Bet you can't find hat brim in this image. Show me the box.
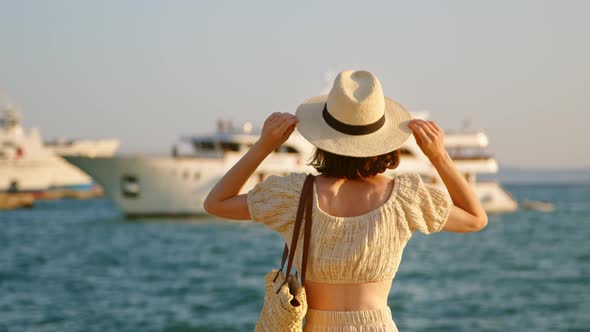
[295,95,413,157]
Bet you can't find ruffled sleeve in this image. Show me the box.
[396,174,452,234]
[247,172,307,234]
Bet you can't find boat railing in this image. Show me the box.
[449,154,495,161]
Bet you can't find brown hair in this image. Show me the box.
[308,148,400,180]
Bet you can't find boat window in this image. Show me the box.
[275,145,299,154]
[220,142,240,152]
[121,175,140,198]
[194,141,216,151]
[194,172,201,180]
[8,180,19,192]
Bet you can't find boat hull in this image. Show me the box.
[0,156,94,192]
[65,154,313,217]
[0,160,54,192]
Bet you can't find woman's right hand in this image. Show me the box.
[408,119,447,162]
[257,112,298,153]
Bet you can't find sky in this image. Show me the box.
[1,0,588,169]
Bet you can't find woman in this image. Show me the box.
[204,70,487,331]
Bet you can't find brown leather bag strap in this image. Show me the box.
[283,174,314,280]
[275,176,310,280]
[278,244,289,273]
[300,174,314,286]
[272,243,289,283]
[275,174,315,292]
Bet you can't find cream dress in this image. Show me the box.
[247,173,452,332]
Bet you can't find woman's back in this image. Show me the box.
[246,172,453,311]
[309,174,396,311]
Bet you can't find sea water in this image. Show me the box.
[0,184,589,332]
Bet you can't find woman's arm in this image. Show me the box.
[203,112,298,220]
[408,119,488,232]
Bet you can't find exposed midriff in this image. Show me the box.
[305,279,393,311]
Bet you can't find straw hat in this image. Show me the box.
[295,70,412,157]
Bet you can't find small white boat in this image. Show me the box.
[520,200,555,213]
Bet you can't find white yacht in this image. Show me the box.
[65,116,517,217]
[0,104,119,193]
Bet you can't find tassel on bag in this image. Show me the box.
[254,174,315,332]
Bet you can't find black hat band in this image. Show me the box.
[322,103,385,136]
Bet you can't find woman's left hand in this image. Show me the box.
[257,112,298,152]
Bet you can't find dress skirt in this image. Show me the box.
[303,306,398,332]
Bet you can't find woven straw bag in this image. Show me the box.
[254,174,315,332]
